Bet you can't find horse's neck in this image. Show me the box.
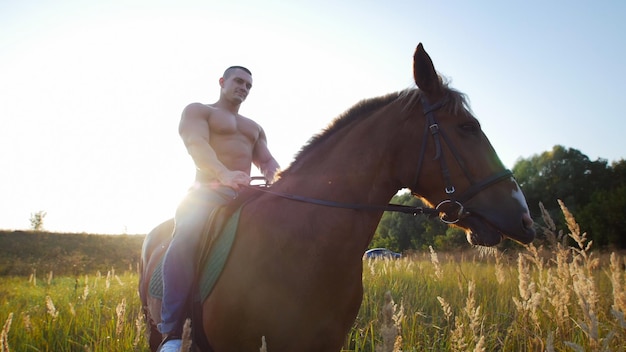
[281,112,405,235]
[265,111,416,261]
[288,138,399,205]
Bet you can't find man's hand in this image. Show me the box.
[217,170,251,190]
[260,159,280,185]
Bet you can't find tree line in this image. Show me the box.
[371,145,626,251]
[0,231,144,276]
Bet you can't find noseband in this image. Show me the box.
[413,96,513,224]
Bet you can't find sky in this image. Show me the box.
[1,0,625,234]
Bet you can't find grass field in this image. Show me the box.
[1,202,625,351]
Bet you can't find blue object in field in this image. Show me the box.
[364,248,401,259]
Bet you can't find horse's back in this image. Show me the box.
[139,218,174,351]
[141,219,174,272]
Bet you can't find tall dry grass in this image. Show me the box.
[350,201,626,351]
[1,202,625,351]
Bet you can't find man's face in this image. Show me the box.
[221,69,253,103]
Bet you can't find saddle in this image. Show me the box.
[148,189,257,301]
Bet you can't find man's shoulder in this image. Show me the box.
[181,103,216,120]
[183,102,214,113]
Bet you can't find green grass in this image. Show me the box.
[2,204,626,351]
[1,249,625,351]
[0,270,147,351]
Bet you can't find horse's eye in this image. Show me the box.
[460,122,479,134]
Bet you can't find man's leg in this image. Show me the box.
[159,215,204,336]
[158,186,236,349]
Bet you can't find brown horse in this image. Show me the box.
[139,43,535,351]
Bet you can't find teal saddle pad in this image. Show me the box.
[148,206,243,302]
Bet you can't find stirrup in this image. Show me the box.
[157,334,182,352]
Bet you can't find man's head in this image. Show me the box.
[220,66,253,103]
[223,66,251,78]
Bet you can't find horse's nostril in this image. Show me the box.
[522,213,534,230]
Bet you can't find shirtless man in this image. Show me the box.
[158,66,280,352]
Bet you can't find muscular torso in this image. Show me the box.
[195,105,261,183]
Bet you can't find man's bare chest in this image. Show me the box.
[209,112,258,142]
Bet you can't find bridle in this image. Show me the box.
[414,96,513,223]
[245,94,512,223]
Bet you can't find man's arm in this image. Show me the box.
[253,127,280,183]
[179,103,250,189]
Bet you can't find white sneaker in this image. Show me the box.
[158,339,182,352]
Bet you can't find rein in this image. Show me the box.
[245,93,513,223]
[244,182,440,216]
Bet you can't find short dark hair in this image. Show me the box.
[223,66,252,78]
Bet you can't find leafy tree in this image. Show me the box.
[433,227,467,251]
[371,192,451,252]
[29,211,47,231]
[513,145,610,217]
[514,146,626,248]
[372,193,422,252]
[609,159,626,188]
[575,159,626,248]
[577,185,626,248]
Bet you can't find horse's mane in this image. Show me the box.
[301,92,403,155]
[279,83,470,177]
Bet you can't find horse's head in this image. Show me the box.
[403,43,535,246]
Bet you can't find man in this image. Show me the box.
[158,66,280,352]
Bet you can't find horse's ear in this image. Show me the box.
[413,43,442,97]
